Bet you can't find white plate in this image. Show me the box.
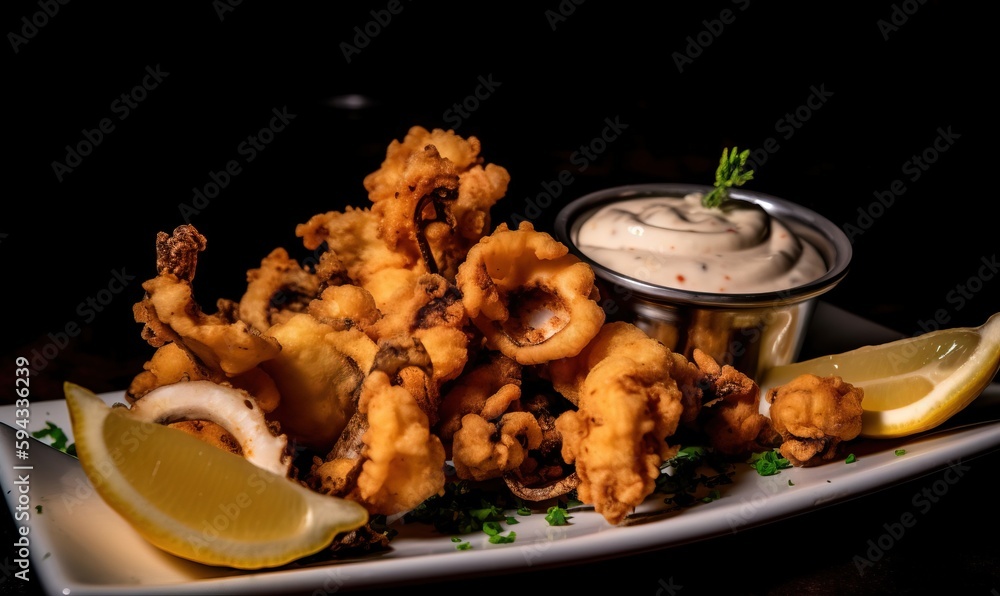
[3,303,999,596]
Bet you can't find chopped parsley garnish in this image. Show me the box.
[703,146,755,208]
[545,506,571,526]
[32,421,76,456]
[894,449,907,456]
[788,479,795,486]
[845,454,857,464]
[404,480,516,535]
[488,531,517,545]
[505,516,519,525]
[701,489,721,503]
[482,521,503,536]
[456,541,472,550]
[657,446,734,507]
[516,506,532,516]
[748,450,791,476]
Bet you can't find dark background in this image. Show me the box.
[2,1,998,595]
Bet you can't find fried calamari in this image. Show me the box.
[693,349,781,457]
[765,373,864,466]
[456,221,605,365]
[262,313,376,451]
[553,322,686,525]
[311,370,446,515]
[362,126,509,279]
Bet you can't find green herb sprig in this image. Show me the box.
[703,146,754,208]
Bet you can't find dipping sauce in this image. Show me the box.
[574,193,828,294]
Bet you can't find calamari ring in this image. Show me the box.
[455,221,605,365]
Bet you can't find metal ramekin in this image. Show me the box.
[554,183,852,382]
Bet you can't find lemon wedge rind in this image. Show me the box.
[65,382,369,570]
[859,313,1000,438]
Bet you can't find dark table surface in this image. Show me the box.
[3,2,998,594]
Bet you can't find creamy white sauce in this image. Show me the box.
[574,193,828,293]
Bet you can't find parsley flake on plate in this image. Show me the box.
[748,450,791,476]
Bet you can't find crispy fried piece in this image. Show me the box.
[437,352,521,442]
[127,342,212,401]
[307,285,381,335]
[765,374,864,466]
[315,371,446,515]
[693,349,781,457]
[554,322,686,525]
[456,221,605,365]
[127,343,281,413]
[362,126,510,279]
[153,223,205,282]
[239,247,321,333]
[502,389,579,502]
[451,412,542,482]
[371,273,472,386]
[135,273,281,375]
[262,313,377,451]
[131,225,283,414]
[296,206,411,294]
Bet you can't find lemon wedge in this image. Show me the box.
[759,313,1000,439]
[64,382,369,569]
